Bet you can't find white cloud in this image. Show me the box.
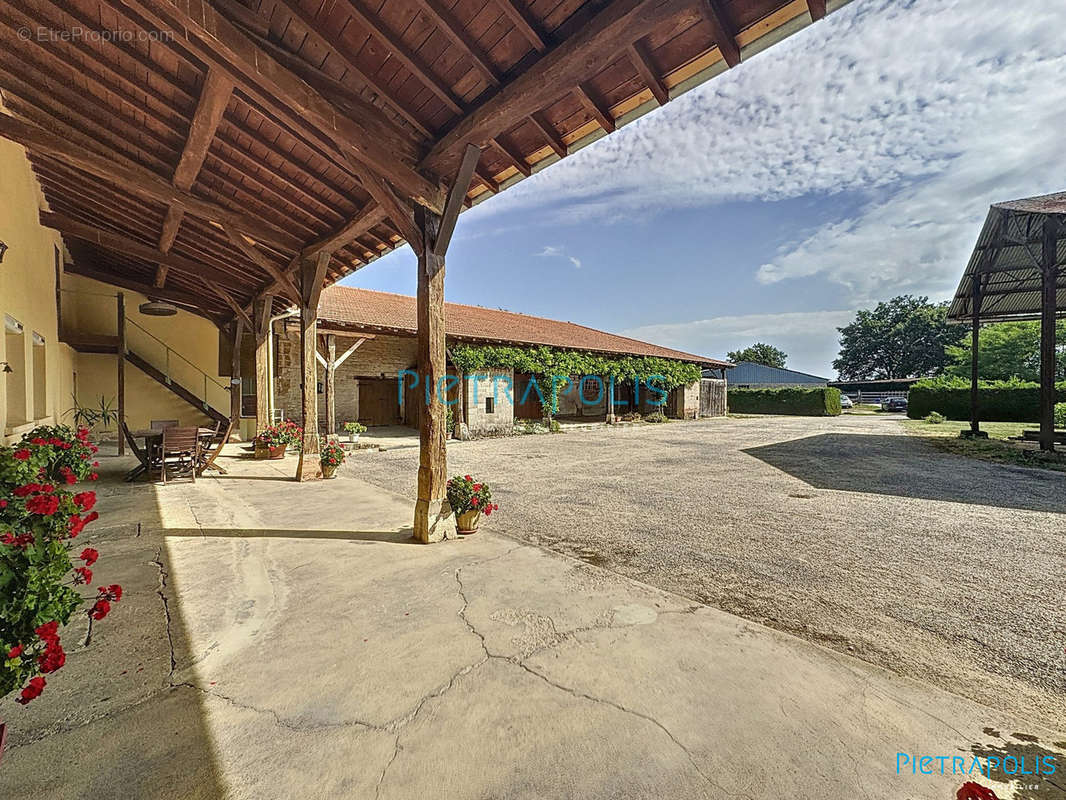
[534,244,581,269]
[623,310,856,377]
[472,0,1066,304]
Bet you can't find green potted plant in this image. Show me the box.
[319,439,346,479]
[342,421,366,443]
[254,420,302,459]
[445,474,498,535]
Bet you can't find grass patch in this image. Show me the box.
[902,419,1066,472]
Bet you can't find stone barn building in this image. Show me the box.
[272,286,728,437]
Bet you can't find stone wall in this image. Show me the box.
[462,368,514,437]
[275,329,417,431]
[667,380,701,419]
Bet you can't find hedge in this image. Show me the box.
[907,377,1066,421]
[728,387,842,416]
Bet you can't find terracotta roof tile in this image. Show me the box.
[318,286,729,367]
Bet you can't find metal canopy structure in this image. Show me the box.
[0,0,849,539]
[947,192,1066,452]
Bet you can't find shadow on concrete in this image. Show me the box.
[743,433,1066,513]
[176,527,420,544]
[969,734,1066,800]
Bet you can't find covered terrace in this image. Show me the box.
[0,0,847,541]
[948,192,1066,451]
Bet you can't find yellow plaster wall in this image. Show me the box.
[64,273,229,435]
[0,132,75,443]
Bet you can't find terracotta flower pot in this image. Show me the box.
[456,510,481,534]
[322,464,338,479]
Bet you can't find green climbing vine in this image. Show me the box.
[449,344,702,416]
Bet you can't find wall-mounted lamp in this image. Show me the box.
[0,241,8,263]
[1,361,12,374]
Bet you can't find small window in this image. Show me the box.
[485,396,495,414]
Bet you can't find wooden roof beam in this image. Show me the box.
[222,225,301,304]
[262,0,434,138]
[424,0,698,175]
[0,114,300,251]
[205,279,254,328]
[42,212,247,292]
[807,0,828,21]
[65,263,228,321]
[627,40,670,106]
[495,0,548,52]
[698,0,741,68]
[575,84,616,133]
[528,112,566,159]
[489,136,531,178]
[332,0,464,114]
[303,205,389,259]
[117,0,442,210]
[411,0,502,86]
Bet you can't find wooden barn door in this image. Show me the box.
[359,379,403,426]
[700,379,726,417]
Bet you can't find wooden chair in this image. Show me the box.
[197,420,233,476]
[122,421,154,482]
[160,427,200,484]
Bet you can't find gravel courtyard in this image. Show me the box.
[350,414,1066,729]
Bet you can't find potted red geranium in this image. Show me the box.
[0,425,121,761]
[446,474,498,535]
[254,420,302,459]
[319,439,345,479]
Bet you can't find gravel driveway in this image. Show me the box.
[348,413,1066,729]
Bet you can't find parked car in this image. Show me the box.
[881,396,908,412]
[839,394,854,409]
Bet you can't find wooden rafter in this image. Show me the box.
[303,205,389,260]
[434,144,482,258]
[42,212,246,292]
[222,225,301,304]
[117,0,442,209]
[205,279,254,328]
[0,114,299,252]
[575,84,616,133]
[495,0,548,52]
[627,41,670,106]
[333,0,464,114]
[528,112,567,159]
[424,0,696,176]
[65,263,228,321]
[489,136,531,178]
[807,0,828,21]
[698,0,741,68]
[411,0,501,86]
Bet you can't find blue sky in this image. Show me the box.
[341,0,1066,377]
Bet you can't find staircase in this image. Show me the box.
[123,350,229,425]
[66,323,230,425]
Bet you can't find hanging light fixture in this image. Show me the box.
[138,299,178,317]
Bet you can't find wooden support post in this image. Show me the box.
[413,205,453,542]
[1039,220,1058,453]
[253,296,273,434]
[325,333,337,438]
[230,319,244,433]
[968,278,984,437]
[295,254,330,480]
[116,293,125,455]
[607,375,616,424]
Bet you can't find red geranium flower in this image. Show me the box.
[26,494,60,516]
[73,566,93,585]
[89,472,99,481]
[35,621,59,641]
[6,644,23,660]
[90,599,111,620]
[79,547,99,565]
[16,676,46,705]
[13,449,30,461]
[74,491,96,511]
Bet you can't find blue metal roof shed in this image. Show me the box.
[714,362,829,387]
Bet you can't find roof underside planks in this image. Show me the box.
[947,192,1066,323]
[0,0,848,322]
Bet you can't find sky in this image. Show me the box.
[340,0,1066,378]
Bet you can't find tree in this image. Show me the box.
[726,342,788,368]
[945,320,1066,382]
[833,296,964,380]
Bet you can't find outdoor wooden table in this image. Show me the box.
[124,427,216,481]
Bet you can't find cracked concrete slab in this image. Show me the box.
[1,445,1063,799]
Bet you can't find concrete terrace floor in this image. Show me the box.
[0,439,1063,799]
